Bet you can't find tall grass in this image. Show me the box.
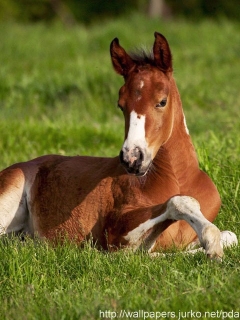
[0,14,239,319]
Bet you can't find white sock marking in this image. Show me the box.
[124,213,168,247]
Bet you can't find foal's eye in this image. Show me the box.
[156,99,167,108]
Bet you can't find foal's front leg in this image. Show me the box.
[106,195,223,259]
[166,196,223,259]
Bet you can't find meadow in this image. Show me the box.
[0,14,240,319]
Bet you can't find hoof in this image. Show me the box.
[202,225,224,260]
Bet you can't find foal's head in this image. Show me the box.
[110,32,175,176]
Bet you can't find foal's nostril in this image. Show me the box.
[119,150,129,168]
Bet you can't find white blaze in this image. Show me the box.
[123,110,147,150]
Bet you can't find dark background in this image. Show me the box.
[0,0,239,25]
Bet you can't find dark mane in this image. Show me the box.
[129,49,155,66]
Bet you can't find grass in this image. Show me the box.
[0,13,240,319]
[1,238,240,320]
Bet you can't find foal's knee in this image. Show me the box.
[167,196,201,219]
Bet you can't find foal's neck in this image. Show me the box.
[153,80,200,187]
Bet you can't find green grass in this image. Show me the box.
[0,14,240,319]
[1,238,239,320]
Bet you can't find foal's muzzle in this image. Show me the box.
[120,147,149,176]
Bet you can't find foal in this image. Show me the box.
[0,32,237,258]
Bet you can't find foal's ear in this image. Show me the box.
[110,38,135,77]
[153,32,173,74]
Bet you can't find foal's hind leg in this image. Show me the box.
[0,167,30,236]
